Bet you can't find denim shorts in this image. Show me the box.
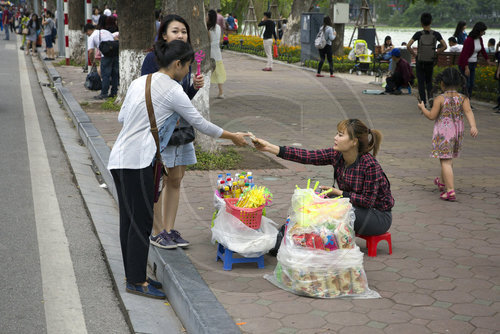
[161,142,197,168]
[44,35,53,48]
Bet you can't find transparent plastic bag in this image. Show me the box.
[265,220,380,299]
[211,203,278,258]
[264,188,380,299]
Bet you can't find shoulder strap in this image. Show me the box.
[145,74,162,162]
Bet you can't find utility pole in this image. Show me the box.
[56,0,64,58]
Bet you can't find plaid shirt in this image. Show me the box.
[278,146,394,211]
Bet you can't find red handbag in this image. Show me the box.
[145,74,167,203]
[273,44,278,58]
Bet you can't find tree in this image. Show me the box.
[116,0,156,99]
[68,1,86,64]
[209,0,221,10]
[329,0,345,56]
[282,0,315,45]
[162,0,217,152]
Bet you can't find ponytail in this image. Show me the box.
[367,129,382,157]
[337,119,383,157]
[154,39,194,69]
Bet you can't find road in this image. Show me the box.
[0,36,130,333]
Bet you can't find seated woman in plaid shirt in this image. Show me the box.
[252,119,394,236]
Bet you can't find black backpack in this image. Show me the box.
[84,65,102,91]
[418,30,437,62]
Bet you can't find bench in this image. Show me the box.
[435,52,495,67]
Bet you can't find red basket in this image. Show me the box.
[224,198,264,229]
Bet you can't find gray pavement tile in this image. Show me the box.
[427,319,475,334]
[383,323,430,334]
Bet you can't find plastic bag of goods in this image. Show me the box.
[265,188,380,299]
[211,201,278,258]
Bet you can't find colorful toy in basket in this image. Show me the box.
[236,186,273,208]
[264,180,380,299]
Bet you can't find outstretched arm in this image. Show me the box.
[418,95,443,120]
[252,137,279,155]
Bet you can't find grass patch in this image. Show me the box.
[54,59,85,67]
[80,101,89,107]
[187,145,241,170]
[101,97,121,111]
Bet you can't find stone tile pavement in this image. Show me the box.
[56,51,500,333]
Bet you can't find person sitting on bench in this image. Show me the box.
[385,48,414,95]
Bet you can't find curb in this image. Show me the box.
[36,53,239,333]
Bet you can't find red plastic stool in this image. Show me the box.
[356,232,392,257]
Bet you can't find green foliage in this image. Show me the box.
[187,146,242,170]
[380,0,500,27]
[101,97,121,111]
[303,59,390,73]
[213,0,294,26]
[54,59,85,67]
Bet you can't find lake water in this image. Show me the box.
[343,26,500,48]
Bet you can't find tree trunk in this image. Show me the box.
[68,0,85,64]
[117,0,156,101]
[46,0,56,12]
[162,0,217,153]
[209,0,221,10]
[282,0,314,46]
[329,0,345,56]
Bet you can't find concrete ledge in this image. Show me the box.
[150,247,240,334]
[44,59,61,81]
[78,122,101,146]
[86,136,117,202]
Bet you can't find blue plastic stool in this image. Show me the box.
[216,244,265,271]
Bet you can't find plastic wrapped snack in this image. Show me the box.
[265,187,380,299]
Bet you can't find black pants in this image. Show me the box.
[416,61,434,104]
[111,167,154,284]
[318,44,333,75]
[353,206,392,236]
[497,77,500,105]
[100,54,119,97]
[385,71,405,92]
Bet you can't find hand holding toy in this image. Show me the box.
[194,50,205,76]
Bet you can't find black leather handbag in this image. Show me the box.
[168,122,195,146]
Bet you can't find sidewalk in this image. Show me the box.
[54,51,499,334]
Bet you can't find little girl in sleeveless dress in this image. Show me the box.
[417,67,478,201]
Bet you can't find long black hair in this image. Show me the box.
[384,35,392,47]
[453,21,466,38]
[468,22,487,40]
[157,14,191,45]
[323,16,332,28]
[207,9,217,31]
[154,39,194,69]
[28,13,40,31]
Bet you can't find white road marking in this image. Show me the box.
[18,42,88,334]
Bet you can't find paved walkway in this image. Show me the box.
[56,51,500,334]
